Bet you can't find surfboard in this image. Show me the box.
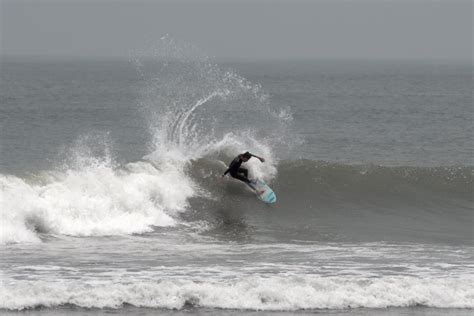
[248,179,276,204]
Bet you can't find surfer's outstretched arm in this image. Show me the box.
[248,153,265,163]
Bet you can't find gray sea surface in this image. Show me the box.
[1,57,473,314]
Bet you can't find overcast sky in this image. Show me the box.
[1,0,472,60]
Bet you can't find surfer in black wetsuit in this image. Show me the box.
[222,151,265,184]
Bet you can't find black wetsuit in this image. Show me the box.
[223,156,250,184]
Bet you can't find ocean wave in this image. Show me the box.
[1,276,472,310]
[0,158,195,244]
[0,125,281,245]
[191,158,473,207]
[273,160,473,196]
[2,154,472,244]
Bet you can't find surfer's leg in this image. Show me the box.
[230,172,250,184]
[238,168,248,178]
[230,173,261,193]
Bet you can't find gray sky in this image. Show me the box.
[1,0,472,60]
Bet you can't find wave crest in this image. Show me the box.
[0,158,195,244]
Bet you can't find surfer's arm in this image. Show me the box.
[249,153,265,162]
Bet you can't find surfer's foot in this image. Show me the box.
[256,190,265,195]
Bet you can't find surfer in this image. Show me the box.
[222,151,265,184]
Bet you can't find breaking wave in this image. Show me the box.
[2,276,472,310]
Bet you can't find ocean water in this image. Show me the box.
[0,48,473,314]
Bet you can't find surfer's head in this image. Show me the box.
[241,152,252,161]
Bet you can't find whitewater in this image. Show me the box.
[1,39,473,314]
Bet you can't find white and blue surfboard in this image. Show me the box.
[249,179,276,204]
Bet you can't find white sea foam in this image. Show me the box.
[0,156,195,244]
[1,276,472,310]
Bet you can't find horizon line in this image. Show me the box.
[1,54,472,64]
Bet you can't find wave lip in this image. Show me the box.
[1,276,472,311]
